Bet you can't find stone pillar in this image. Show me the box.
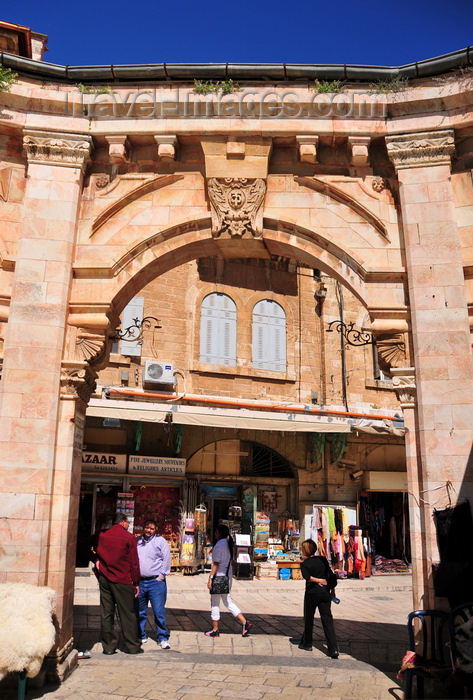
[0,130,92,678]
[387,130,473,608]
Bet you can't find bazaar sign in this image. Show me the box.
[81,452,127,474]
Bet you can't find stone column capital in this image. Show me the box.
[386,129,455,170]
[391,367,416,409]
[23,129,93,172]
[60,360,97,406]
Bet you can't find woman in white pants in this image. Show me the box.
[205,524,253,637]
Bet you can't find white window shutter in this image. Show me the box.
[252,300,286,371]
[200,293,236,366]
[120,297,144,357]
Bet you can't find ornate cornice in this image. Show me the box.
[23,130,93,171]
[60,361,97,404]
[386,130,455,170]
[391,367,416,408]
[207,177,266,238]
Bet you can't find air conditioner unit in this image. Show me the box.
[143,361,175,384]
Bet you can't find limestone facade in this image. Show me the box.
[1,32,473,678]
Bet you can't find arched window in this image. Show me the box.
[252,299,286,371]
[200,293,237,366]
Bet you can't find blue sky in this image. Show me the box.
[2,1,472,67]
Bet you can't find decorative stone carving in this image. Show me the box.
[154,135,178,162]
[207,177,266,238]
[95,174,110,189]
[60,361,97,404]
[386,129,455,169]
[296,135,319,164]
[372,176,386,192]
[105,135,130,165]
[348,136,370,167]
[375,333,407,371]
[23,130,93,171]
[75,329,109,366]
[391,367,416,408]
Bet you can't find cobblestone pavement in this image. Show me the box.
[1,572,413,700]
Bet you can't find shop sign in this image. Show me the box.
[82,451,127,474]
[128,455,186,476]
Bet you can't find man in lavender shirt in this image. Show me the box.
[136,519,172,649]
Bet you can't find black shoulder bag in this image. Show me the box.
[210,560,231,594]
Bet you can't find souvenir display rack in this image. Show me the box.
[311,504,370,578]
[254,511,270,560]
[116,493,135,532]
[234,532,253,580]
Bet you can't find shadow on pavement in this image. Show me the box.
[74,603,407,673]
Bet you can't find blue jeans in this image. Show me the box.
[136,578,169,642]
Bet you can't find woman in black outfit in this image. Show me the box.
[299,538,339,658]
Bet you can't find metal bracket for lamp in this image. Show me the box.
[111,316,161,344]
[326,320,374,347]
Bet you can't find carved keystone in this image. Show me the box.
[296,135,319,164]
[207,177,266,238]
[154,135,178,162]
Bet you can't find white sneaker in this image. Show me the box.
[141,638,147,643]
[160,640,171,650]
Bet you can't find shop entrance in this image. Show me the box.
[201,486,238,535]
[213,498,232,527]
[76,482,121,566]
[359,490,411,573]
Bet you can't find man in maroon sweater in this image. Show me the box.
[95,513,143,654]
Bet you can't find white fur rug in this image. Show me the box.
[0,583,57,679]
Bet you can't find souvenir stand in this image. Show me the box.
[254,511,270,560]
[270,512,301,579]
[310,504,371,578]
[180,503,208,574]
[234,533,253,579]
[180,515,196,574]
[115,493,135,531]
[194,503,207,572]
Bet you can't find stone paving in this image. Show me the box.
[1,572,413,700]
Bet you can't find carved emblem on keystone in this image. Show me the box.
[207,177,266,238]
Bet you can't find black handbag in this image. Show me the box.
[210,561,231,594]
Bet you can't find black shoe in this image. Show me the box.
[298,643,313,651]
[330,651,339,659]
[123,648,144,654]
[102,650,117,655]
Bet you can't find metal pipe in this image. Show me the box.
[105,386,401,422]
